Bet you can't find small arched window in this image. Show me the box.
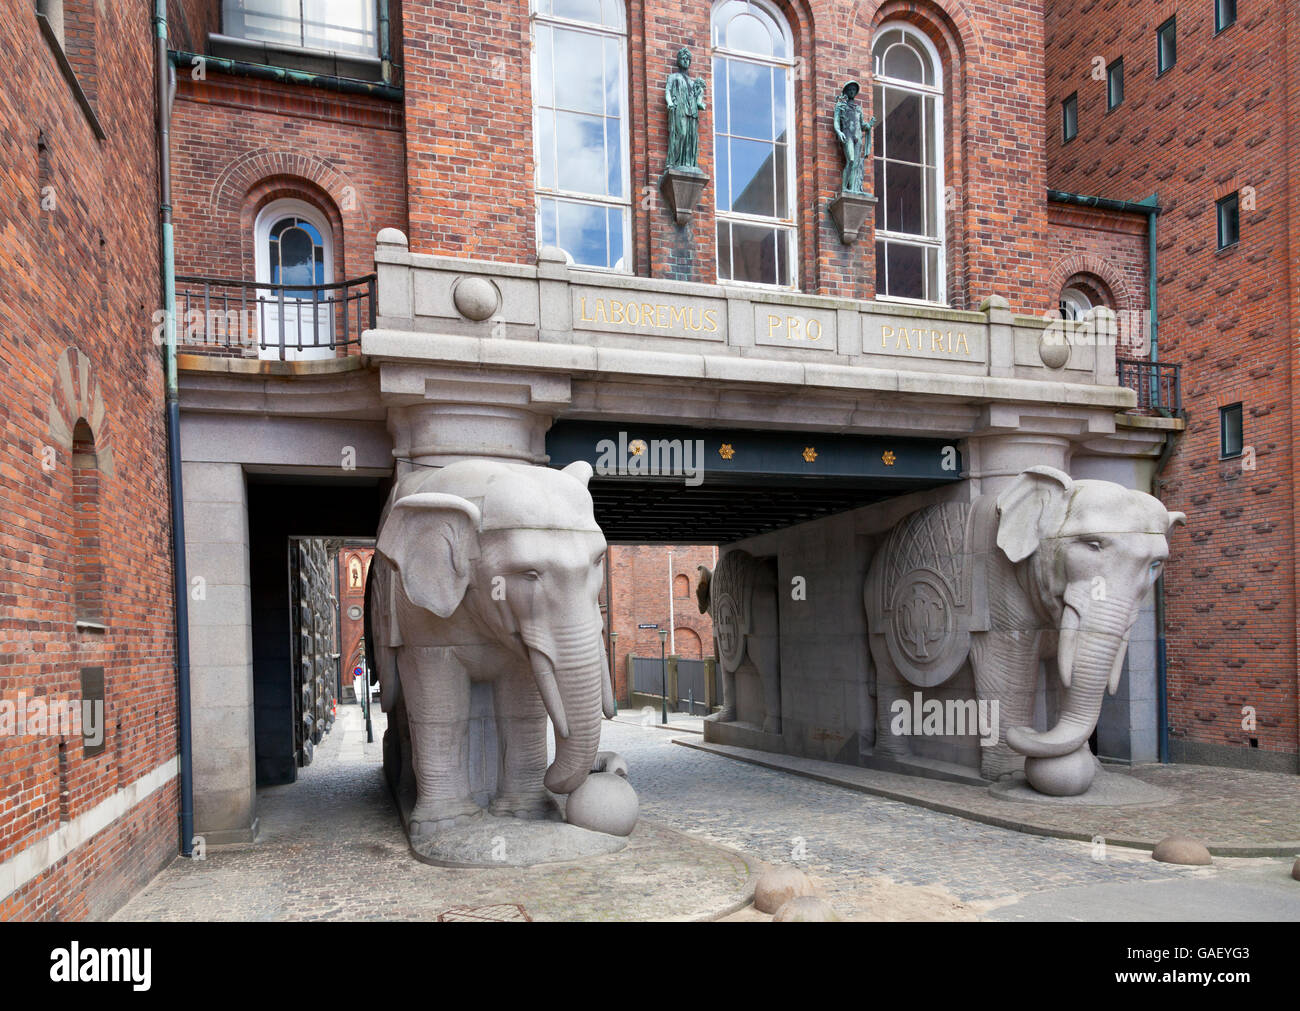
[673,573,690,598]
[1059,285,1093,322]
[712,0,797,288]
[873,24,945,303]
[531,0,631,270]
[253,198,335,360]
[72,419,104,627]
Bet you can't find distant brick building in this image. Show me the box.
[337,545,373,695]
[0,3,179,919]
[605,546,717,704]
[1046,0,1299,771]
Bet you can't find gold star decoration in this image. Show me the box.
[882,450,897,466]
[719,443,735,460]
[802,446,817,463]
[629,440,646,456]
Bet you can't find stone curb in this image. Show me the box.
[675,739,1300,859]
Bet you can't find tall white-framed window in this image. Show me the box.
[711,0,797,288]
[223,1,379,58]
[254,198,334,360]
[872,23,945,304]
[531,0,631,271]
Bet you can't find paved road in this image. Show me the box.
[601,720,1300,921]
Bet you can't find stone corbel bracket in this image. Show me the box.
[660,167,709,226]
[827,191,878,244]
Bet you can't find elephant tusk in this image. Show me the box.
[531,657,571,740]
[601,660,617,719]
[1057,606,1081,690]
[1108,627,1132,696]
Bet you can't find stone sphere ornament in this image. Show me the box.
[1152,836,1213,866]
[1038,330,1071,369]
[451,275,500,321]
[564,772,639,837]
[753,865,815,914]
[1022,743,1097,796]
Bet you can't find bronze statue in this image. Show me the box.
[666,47,707,171]
[833,81,876,195]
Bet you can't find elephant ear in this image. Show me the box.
[695,565,712,614]
[995,466,1075,563]
[562,460,594,486]
[1167,510,1187,532]
[376,492,482,618]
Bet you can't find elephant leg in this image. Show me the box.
[872,650,910,758]
[971,631,1041,781]
[704,663,737,723]
[749,636,782,735]
[400,646,482,835]
[489,669,559,820]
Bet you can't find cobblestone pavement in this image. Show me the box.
[675,739,1300,854]
[111,707,753,923]
[113,708,1299,921]
[600,722,1300,920]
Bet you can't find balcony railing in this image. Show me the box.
[176,274,376,360]
[1116,357,1182,416]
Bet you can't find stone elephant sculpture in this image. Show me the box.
[365,458,620,839]
[696,549,781,734]
[864,466,1184,792]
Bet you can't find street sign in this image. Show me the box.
[637,623,659,629]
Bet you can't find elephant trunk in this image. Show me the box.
[1006,596,1134,759]
[527,621,605,795]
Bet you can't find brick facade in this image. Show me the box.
[605,545,716,703]
[337,546,373,693]
[1046,0,1299,766]
[1,2,179,919]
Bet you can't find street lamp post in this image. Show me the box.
[658,628,669,725]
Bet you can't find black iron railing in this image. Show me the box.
[176,274,376,359]
[1116,357,1182,416]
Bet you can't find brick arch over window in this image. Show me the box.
[858,0,977,309]
[240,177,347,285]
[1046,254,1138,316]
[675,627,703,659]
[210,149,372,277]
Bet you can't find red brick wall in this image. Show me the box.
[1047,0,1298,762]
[1046,201,1149,352]
[337,547,373,690]
[169,72,407,354]
[606,545,716,702]
[401,0,1050,313]
[1,2,179,919]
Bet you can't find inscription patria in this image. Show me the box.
[877,323,977,360]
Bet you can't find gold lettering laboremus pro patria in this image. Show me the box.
[578,295,719,334]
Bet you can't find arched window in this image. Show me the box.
[72,419,104,628]
[348,555,364,590]
[673,573,690,598]
[531,0,630,270]
[873,24,945,303]
[1059,285,1093,322]
[712,0,797,288]
[253,198,335,360]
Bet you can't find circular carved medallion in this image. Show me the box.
[714,591,744,670]
[888,572,956,685]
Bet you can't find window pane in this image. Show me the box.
[551,0,603,25]
[1221,405,1243,456]
[731,222,779,285]
[875,240,887,295]
[728,13,774,56]
[557,199,613,267]
[279,226,315,290]
[605,116,623,197]
[873,159,884,227]
[728,61,774,141]
[553,29,606,114]
[925,246,939,301]
[883,42,924,83]
[885,242,925,300]
[230,0,302,48]
[555,112,608,194]
[604,37,622,117]
[713,58,729,135]
[540,199,559,247]
[607,206,625,270]
[773,143,789,218]
[872,84,885,156]
[535,26,555,108]
[717,221,733,281]
[730,137,777,217]
[537,110,557,189]
[885,160,923,233]
[923,167,938,237]
[923,96,937,166]
[884,88,923,164]
[303,0,377,57]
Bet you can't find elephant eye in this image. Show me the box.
[520,570,541,581]
[1083,539,1103,552]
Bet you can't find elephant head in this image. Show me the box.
[996,466,1185,760]
[376,460,615,796]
